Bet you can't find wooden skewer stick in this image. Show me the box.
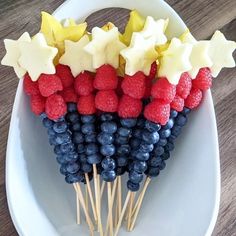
[100,180,106,199]
[73,184,81,225]
[85,173,98,224]
[74,183,94,234]
[107,182,114,236]
[105,179,118,236]
[117,176,122,221]
[127,192,136,231]
[129,177,151,231]
[114,193,118,228]
[93,164,103,236]
[86,185,89,212]
[114,191,132,236]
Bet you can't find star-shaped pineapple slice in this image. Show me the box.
[18,33,58,81]
[208,30,236,77]
[84,26,126,69]
[59,35,95,77]
[158,38,192,84]
[120,33,158,76]
[1,32,31,78]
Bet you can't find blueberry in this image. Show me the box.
[101,170,116,182]
[117,145,130,156]
[117,127,131,137]
[71,123,81,131]
[78,153,87,163]
[55,132,71,144]
[159,160,166,170]
[40,112,47,120]
[81,163,92,173]
[72,132,84,144]
[102,157,116,170]
[100,144,116,156]
[128,161,135,171]
[85,143,99,155]
[129,171,143,184]
[161,151,170,160]
[176,114,187,127]
[65,173,84,184]
[116,167,126,176]
[100,113,114,121]
[49,136,57,146]
[77,144,85,154]
[54,145,62,155]
[115,135,129,145]
[146,167,160,177]
[48,128,56,136]
[165,142,174,151]
[127,180,140,191]
[53,121,68,133]
[145,120,161,132]
[60,164,67,175]
[64,152,78,162]
[154,145,164,156]
[168,135,176,143]
[171,126,181,137]
[159,129,171,138]
[87,154,102,164]
[42,117,54,128]
[133,129,143,139]
[142,130,159,144]
[133,161,147,173]
[120,118,137,128]
[85,133,97,143]
[97,132,114,145]
[66,112,80,123]
[136,118,145,128]
[67,103,77,112]
[158,138,167,146]
[56,154,67,164]
[148,156,162,167]
[81,115,96,123]
[182,107,191,115]
[139,143,154,153]
[66,162,80,174]
[101,121,117,134]
[60,142,75,153]
[170,109,178,118]
[135,151,150,161]
[117,156,128,167]
[163,119,174,130]
[81,123,95,134]
[130,138,141,149]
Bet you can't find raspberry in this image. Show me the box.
[148,62,157,79]
[192,68,212,91]
[60,87,78,103]
[151,77,176,103]
[94,64,118,90]
[144,100,170,125]
[77,94,96,115]
[176,72,192,99]
[38,74,63,97]
[118,95,142,118]
[121,72,146,99]
[170,95,184,112]
[56,64,74,88]
[30,95,45,115]
[23,73,40,96]
[45,94,67,120]
[95,90,118,112]
[74,72,94,96]
[185,88,203,109]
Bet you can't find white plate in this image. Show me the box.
[6,0,220,235]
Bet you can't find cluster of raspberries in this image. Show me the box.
[24,63,212,125]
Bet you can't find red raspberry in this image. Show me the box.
[144,100,170,125]
[74,72,94,96]
[185,88,203,109]
[118,95,142,118]
[30,95,45,115]
[77,94,96,115]
[56,64,74,88]
[45,94,67,120]
[176,72,192,99]
[121,72,146,99]
[94,64,118,90]
[23,73,40,96]
[38,74,63,97]
[60,87,78,103]
[192,68,212,91]
[148,62,157,79]
[95,90,118,112]
[151,77,176,103]
[170,95,184,112]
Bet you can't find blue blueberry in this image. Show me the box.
[115,135,129,145]
[81,115,96,123]
[176,114,187,127]
[72,132,84,144]
[161,151,170,160]
[116,167,126,176]
[120,118,137,128]
[158,138,167,146]
[87,154,102,164]
[100,113,114,121]
[100,144,116,156]
[140,143,154,153]
[129,171,143,184]
[67,102,77,112]
[60,164,67,175]
[97,132,114,145]
[66,162,80,174]
[117,145,130,156]
[133,128,143,139]
[78,153,87,163]
[60,142,75,154]
[170,109,178,118]
[136,118,145,128]
[101,170,116,182]
[42,117,54,128]
[54,145,62,155]
[182,107,191,115]
[154,145,164,156]
[64,152,78,162]
[81,163,92,173]
[56,154,67,164]
[71,123,81,131]
[135,151,150,161]
[148,156,162,167]
[81,123,95,134]
[85,143,99,155]
[102,157,116,170]
[55,132,71,144]
[117,127,131,137]
[145,120,161,132]
[49,136,57,146]
[159,160,166,170]
[163,119,174,130]
[168,135,176,143]
[65,173,84,184]
[40,112,47,120]
[85,133,97,143]
[133,161,147,173]
[48,128,56,136]
[142,130,159,144]
[130,138,141,149]
[171,126,181,137]
[77,144,85,154]
[101,121,117,134]
[159,129,171,138]
[66,112,80,123]
[53,121,68,133]
[165,142,175,151]
[146,167,160,177]
[127,180,140,191]
[117,156,128,167]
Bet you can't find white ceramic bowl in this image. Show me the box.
[6,0,220,235]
